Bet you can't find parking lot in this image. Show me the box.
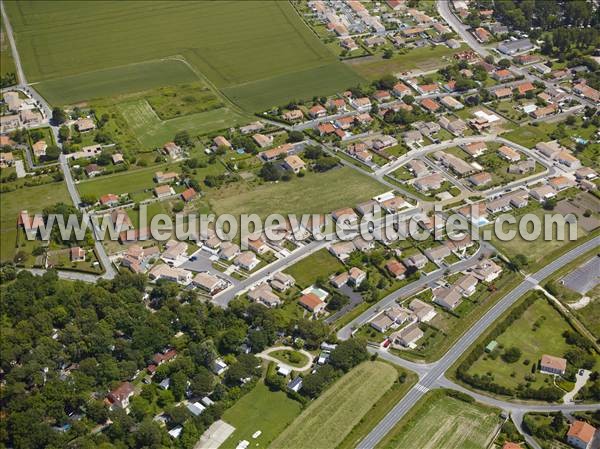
[562,256,600,295]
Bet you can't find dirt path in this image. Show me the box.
[257,346,313,372]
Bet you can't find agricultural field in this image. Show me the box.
[221,382,302,449]
[5,1,358,111]
[284,248,345,288]
[376,391,502,449]
[270,361,398,449]
[0,15,16,83]
[207,167,386,217]
[0,182,71,262]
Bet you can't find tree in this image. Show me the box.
[383,49,393,59]
[51,107,67,125]
[44,145,61,160]
[58,125,70,142]
[314,156,338,172]
[329,339,368,371]
[287,130,304,143]
[403,95,415,105]
[502,346,522,363]
[260,162,282,181]
[190,368,216,397]
[174,130,193,148]
[498,58,511,69]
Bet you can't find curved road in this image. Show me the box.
[257,346,314,373]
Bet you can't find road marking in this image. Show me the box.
[415,383,429,393]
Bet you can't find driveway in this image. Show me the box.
[257,346,314,372]
[563,369,591,404]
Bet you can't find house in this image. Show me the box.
[393,82,411,98]
[387,0,403,10]
[332,207,358,224]
[3,91,21,111]
[390,322,423,347]
[32,140,47,157]
[192,272,227,295]
[420,98,440,112]
[446,38,461,49]
[540,354,567,375]
[434,151,474,176]
[492,69,513,82]
[371,313,393,332]
[74,117,95,132]
[329,241,355,261]
[299,293,326,314]
[282,110,304,122]
[409,299,437,322]
[0,114,20,131]
[529,184,556,202]
[70,247,86,262]
[456,274,478,297]
[355,113,373,125]
[356,199,379,216]
[107,382,135,409]
[219,242,240,261]
[414,173,444,192]
[507,191,529,208]
[240,121,264,134]
[508,159,536,174]
[381,195,408,213]
[213,135,231,149]
[0,135,16,147]
[573,83,600,102]
[386,260,407,279]
[486,196,511,214]
[186,402,206,417]
[549,176,576,191]
[555,151,581,169]
[532,103,558,119]
[566,421,596,449]
[212,359,228,375]
[248,284,281,308]
[154,171,178,184]
[181,187,197,202]
[308,104,327,119]
[425,245,451,263]
[350,97,372,112]
[331,272,349,289]
[406,160,428,177]
[403,130,423,146]
[463,141,487,157]
[317,123,336,136]
[326,98,347,112]
[403,253,427,269]
[439,116,467,136]
[287,377,303,393]
[162,240,188,261]
[283,155,306,173]
[473,27,491,43]
[414,121,440,137]
[100,193,120,207]
[469,172,493,187]
[153,349,177,366]
[498,38,533,55]
[0,151,14,167]
[154,185,173,198]
[149,265,192,284]
[433,285,462,310]
[373,90,392,103]
[385,306,411,325]
[270,272,295,292]
[349,267,366,287]
[575,167,598,181]
[252,133,273,148]
[163,142,182,158]
[494,87,513,99]
[259,143,295,162]
[440,96,463,110]
[112,153,124,164]
[472,258,503,282]
[234,251,259,271]
[498,145,520,162]
[85,163,102,177]
[516,82,535,96]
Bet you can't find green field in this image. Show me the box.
[376,391,501,449]
[221,382,302,449]
[285,248,344,287]
[208,167,386,217]
[270,361,398,449]
[269,349,310,368]
[35,59,199,106]
[0,183,71,261]
[467,294,597,391]
[1,15,16,82]
[6,1,358,110]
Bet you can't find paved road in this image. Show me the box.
[0,1,26,84]
[437,0,490,58]
[356,236,600,449]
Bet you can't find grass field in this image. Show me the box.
[270,361,397,449]
[1,15,16,81]
[347,44,467,80]
[376,391,501,449]
[35,59,199,106]
[221,382,302,449]
[0,183,71,261]
[208,167,386,217]
[269,350,310,368]
[6,1,358,110]
[466,293,598,391]
[285,248,344,287]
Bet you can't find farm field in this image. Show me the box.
[207,167,386,217]
[0,15,16,82]
[270,361,398,449]
[35,59,198,106]
[346,44,468,80]
[5,1,356,110]
[284,248,344,288]
[466,293,599,391]
[221,382,302,449]
[376,391,501,449]
[0,183,71,262]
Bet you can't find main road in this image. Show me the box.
[356,235,600,449]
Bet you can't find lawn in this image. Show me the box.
[6,1,357,110]
[0,15,16,83]
[208,167,387,217]
[284,248,344,288]
[221,382,302,449]
[0,182,71,262]
[376,391,501,449]
[347,44,468,80]
[35,59,199,106]
[270,361,398,449]
[466,293,598,391]
[269,350,310,368]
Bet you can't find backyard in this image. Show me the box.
[284,248,345,288]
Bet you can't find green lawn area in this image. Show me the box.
[221,382,302,449]
[467,293,599,392]
[347,44,468,80]
[0,15,16,82]
[269,349,310,368]
[208,167,387,217]
[0,182,71,262]
[6,1,356,111]
[270,361,398,449]
[284,248,344,288]
[376,391,502,449]
[35,59,199,106]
